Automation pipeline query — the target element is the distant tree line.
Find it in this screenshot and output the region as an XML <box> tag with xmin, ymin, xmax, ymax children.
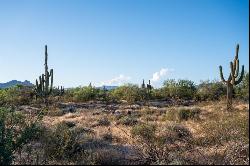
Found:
<box><xmin>0</xmin><ymin>72</ymin><xmax>248</xmax><ymax>106</ymax></box>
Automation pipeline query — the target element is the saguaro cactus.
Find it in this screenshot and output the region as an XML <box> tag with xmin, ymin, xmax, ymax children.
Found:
<box><xmin>35</xmin><ymin>45</ymin><xmax>54</xmax><ymax>106</ymax></box>
<box><xmin>146</xmin><ymin>80</ymin><xmax>153</xmax><ymax>96</ymax></box>
<box><xmin>141</xmin><ymin>79</ymin><xmax>146</xmax><ymax>89</ymax></box>
<box><xmin>219</xmin><ymin>44</ymin><xmax>244</xmax><ymax>111</ymax></box>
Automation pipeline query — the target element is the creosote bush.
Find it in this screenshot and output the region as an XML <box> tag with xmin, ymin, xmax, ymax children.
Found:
<box><xmin>40</xmin><ymin>122</ymin><xmax>78</xmax><ymax>160</ymax></box>
<box><xmin>164</xmin><ymin>107</ymin><xmax>201</xmax><ymax>122</ymax></box>
<box><xmin>162</xmin><ymin>79</ymin><xmax>197</xmax><ymax>100</ymax></box>
<box><xmin>0</xmin><ymin>85</ymin><xmax>34</xmax><ymax>106</ymax></box>
<box><xmin>117</xmin><ymin>116</ymin><xmax>138</xmax><ymax>126</ymax></box>
<box><xmin>0</xmin><ymin>107</ymin><xmax>41</xmax><ymax>165</ymax></box>
<box><xmin>110</xmin><ymin>84</ymin><xmax>143</xmax><ymax>104</ymax></box>
<box><xmin>131</xmin><ymin>123</ymin><xmax>156</xmax><ymax>142</ymax></box>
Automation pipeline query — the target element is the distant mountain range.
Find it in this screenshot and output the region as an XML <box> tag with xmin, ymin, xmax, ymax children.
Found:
<box><xmin>96</xmin><ymin>85</ymin><xmax>118</xmax><ymax>90</ymax></box>
<box><xmin>0</xmin><ymin>80</ymin><xmax>118</xmax><ymax>90</ymax></box>
<box><xmin>0</xmin><ymin>80</ymin><xmax>34</xmax><ymax>89</ymax></box>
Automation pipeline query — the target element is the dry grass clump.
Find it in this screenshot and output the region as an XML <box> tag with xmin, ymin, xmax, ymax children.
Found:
<box><xmin>129</xmin><ymin>122</ymin><xmax>193</xmax><ymax>165</ymax></box>
<box><xmin>96</xmin><ymin>116</ymin><xmax>111</xmax><ymax>126</ymax></box>
<box><xmin>46</xmin><ymin>108</ymin><xmax>65</xmax><ymax>117</ymax></box>
<box><xmin>194</xmin><ymin>109</ymin><xmax>249</xmax><ymax>147</ymax></box>
<box><xmin>13</xmin><ymin>101</ymin><xmax>248</xmax><ymax>165</ymax></box>
<box><xmin>223</xmin><ymin>141</ymin><xmax>249</xmax><ymax>165</ymax></box>
<box><xmin>163</xmin><ymin>106</ymin><xmax>202</xmax><ymax>122</ymax></box>
<box><xmin>116</xmin><ymin>115</ymin><xmax>138</xmax><ymax>126</ymax></box>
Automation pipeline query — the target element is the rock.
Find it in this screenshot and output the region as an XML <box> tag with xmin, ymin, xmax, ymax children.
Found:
<box><xmin>17</xmin><ymin>105</ymin><xmax>41</xmax><ymax>114</ymax></box>
<box><xmin>65</xmin><ymin>121</ymin><xmax>76</xmax><ymax>128</ymax></box>
<box><xmin>113</xmin><ymin>110</ymin><xmax>122</xmax><ymax>115</ymax></box>
<box><xmin>61</xmin><ymin>105</ymin><xmax>76</xmax><ymax>114</ymax></box>
<box><xmin>149</xmin><ymin>106</ymin><xmax>158</xmax><ymax>110</ymax></box>
<box><xmin>92</xmin><ymin>111</ymin><xmax>100</xmax><ymax>115</ymax></box>
<box><xmin>126</xmin><ymin>109</ymin><xmax>133</xmax><ymax>115</ymax></box>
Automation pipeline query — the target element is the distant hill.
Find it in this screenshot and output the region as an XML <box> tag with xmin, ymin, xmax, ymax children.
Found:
<box><xmin>0</xmin><ymin>80</ymin><xmax>34</xmax><ymax>89</ymax></box>
<box><xmin>96</xmin><ymin>85</ymin><xmax>118</xmax><ymax>91</ymax></box>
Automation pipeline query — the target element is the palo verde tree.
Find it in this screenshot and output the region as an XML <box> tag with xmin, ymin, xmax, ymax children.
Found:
<box><xmin>219</xmin><ymin>44</ymin><xmax>244</xmax><ymax>111</ymax></box>
<box><xmin>34</xmin><ymin>45</ymin><xmax>54</xmax><ymax>107</ymax></box>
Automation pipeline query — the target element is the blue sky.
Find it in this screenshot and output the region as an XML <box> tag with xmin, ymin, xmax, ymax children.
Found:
<box><xmin>0</xmin><ymin>0</ymin><xmax>249</xmax><ymax>88</ymax></box>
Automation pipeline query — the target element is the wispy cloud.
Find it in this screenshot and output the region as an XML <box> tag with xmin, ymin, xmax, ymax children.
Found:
<box><xmin>100</xmin><ymin>74</ymin><xmax>131</xmax><ymax>86</ymax></box>
<box><xmin>151</xmin><ymin>68</ymin><xmax>174</xmax><ymax>82</ymax></box>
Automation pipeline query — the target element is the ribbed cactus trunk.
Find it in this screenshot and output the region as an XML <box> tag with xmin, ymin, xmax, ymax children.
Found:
<box><xmin>219</xmin><ymin>44</ymin><xmax>244</xmax><ymax>111</ymax></box>
<box><xmin>226</xmin><ymin>83</ymin><xmax>233</xmax><ymax>111</ymax></box>
<box><xmin>44</xmin><ymin>46</ymin><xmax>49</xmax><ymax>106</ymax></box>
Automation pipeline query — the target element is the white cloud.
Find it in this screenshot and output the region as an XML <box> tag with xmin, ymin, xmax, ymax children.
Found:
<box><xmin>100</xmin><ymin>74</ymin><xmax>131</xmax><ymax>86</ymax></box>
<box><xmin>151</xmin><ymin>68</ymin><xmax>174</xmax><ymax>82</ymax></box>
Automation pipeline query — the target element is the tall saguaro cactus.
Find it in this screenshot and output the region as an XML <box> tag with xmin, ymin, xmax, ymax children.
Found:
<box><xmin>146</xmin><ymin>80</ymin><xmax>153</xmax><ymax>96</ymax></box>
<box><xmin>35</xmin><ymin>45</ymin><xmax>54</xmax><ymax>106</ymax></box>
<box><xmin>219</xmin><ymin>44</ymin><xmax>244</xmax><ymax>111</ymax></box>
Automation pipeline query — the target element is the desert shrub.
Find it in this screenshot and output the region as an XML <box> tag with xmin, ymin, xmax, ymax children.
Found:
<box><xmin>40</xmin><ymin>122</ymin><xmax>79</xmax><ymax>160</ymax></box>
<box><xmin>164</xmin><ymin>107</ymin><xmax>201</xmax><ymax>121</ymax></box>
<box><xmin>0</xmin><ymin>85</ymin><xmax>34</xmax><ymax>106</ymax></box>
<box><xmin>131</xmin><ymin>123</ymin><xmax>189</xmax><ymax>165</ymax></box>
<box><xmin>195</xmin><ymin>80</ymin><xmax>226</xmax><ymax>101</ymax></box>
<box><xmin>195</xmin><ymin>111</ymin><xmax>249</xmax><ymax>146</ymax></box>
<box><xmin>97</xmin><ymin>117</ymin><xmax>111</xmax><ymax>126</ymax></box>
<box><xmin>46</xmin><ymin>108</ymin><xmax>65</xmax><ymax>116</ymax></box>
<box><xmin>178</xmin><ymin>107</ymin><xmax>201</xmax><ymax>121</ymax></box>
<box><xmin>110</xmin><ymin>84</ymin><xmax>142</xmax><ymax>104</ymax></box>
<box><xmin>162</xmin><ymin>79</ymin><xmax>197</xmax><ymax>100</ymax></box>
<box><xmin>0</xmin><ymin>107</ymin><xmax>41</xmax><ymax>165</ymax></box>
<box><xmin>117</xmin><ymin>116</ymin><xmax>138</xmax><ymax>126</ymax></box>
<box><xmin>142</xmin><ymin>107</ymin><xmax>155</xmax><ymax>115</ymax></box>
<box><xmin>131</xmin><ymin>123</ymin><xmax>156</xmax><ymax>142</ymax></box>
<box><xmin>100</xmin><ymin>129</ymin><xmax>113</xmax><ymax>143</ymax></box>
<box><xmin>90</xmin><ymin>148</ymin><xmax>126</xmax><ymax>165</ymax></box>
<box><xmin>235</xmin><ymin>72</ymin><xmax>249</xmax><ymax>101</ymax></box>
<box><xmin>71</xmin><ymin>86</ymin><xmax>99</xmax><ymax>102</ymax></box>
<box><xmin>64</xmin><ymin>121</ymin><xmax>76</xmax><ymax>128</ymax></box>
<box><xmin>61</xmin><ymin>88</ymin><xmax>75</xmax><ymax>102</ymax></box>
<box><xmin>151</xmin><ymin>88</ymin><xmax>165</xmax><ymax>100</ymax></box>
<box><xmin>166</xmin><ymin>124</ymin><xmax>192</xmax><ymax>140</ymax></box>
<box><xmin>96</xmin><ymin>89</ymin><xmax>113</xmax><ymax>103</ymax></box>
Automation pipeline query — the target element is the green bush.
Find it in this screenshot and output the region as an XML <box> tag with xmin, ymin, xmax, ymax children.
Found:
<box><xmin>0</xmin><ymin>85</ymin><xmax>34</xmax><ymax>106</ymax></box>
<box><xmin>72</xmin><ymin>86</ymin><xmax>99</xmax><ymax>102</ymax></box>
<box><xmin>0</xmin><ymin>107</ymin><xmax>41</xmax><ymax>165</ymax></box>
<box><xmin>235</xmin><ymin>72</ymin><xmax>249</xmax><ymax>101</ymax></box>
<box><xmin>162</xmin><ymin>79</ymin><xmax>196</xmax><ymax>100</ymax></box>
<box><xmin>110</xmin><ymin>84</ymin><xmax>142</xmax><ymax>104</ymax></box>
<box><xmin>195</xmin><ymin>80</ymin><xmax>226</xmax><ymax>101</ymax></box>
<box><xmin>151</xmin><ymin>88</ymin><xmax>165</xmax><ymax>100</ymax></box>
<box><xmin>63</xmin><ymin>86</ymin><xmax>113</xmax><ymax>103</ymax></box>
<box><xmin>40</xmin><ymin>123</ymin><xmax>110</xmax><ymax>163</ymax></box>
<box><xmin>41</xmin><ymin>122</ymin><xmax>78</xmax><ymax>160</ymax></box>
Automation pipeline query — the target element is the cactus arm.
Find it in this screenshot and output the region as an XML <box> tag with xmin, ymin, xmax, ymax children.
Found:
<box><xmin>235</xmin><ymin>65</ymin><xmax>244</xmax><ymax>85</ymax></box>
<box><xmin>39</xmin><ymin>76</ymin><xmax>42</xmax><ymax>92</ymax></box>
<box><xmin>235</xmin><ymin>44</ymin><xmax>239</xmax><ymax>59</ymax></box>
<box><xmin>219</xmin><ymin>66</ymin><xmax>227</xmax><ymax>83</ymax></box>
<box><xmin>50</xmin><ymin>69</ymin><xmax>53</xmax><ymax>93</ymax></box>
<box><xmin>36</xmin><ymin>79</ymin><xmax>39</xmax><ymax>89</ymax></box>
<box><xmin>234</xmin><ymin>59</ymin><xmax>239</xmax><ymax>78</ymax></box>
<box><xmin>230</xmin><ymin>62</ymin><xmax>236</xmax><ymax>84</ymax></box>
